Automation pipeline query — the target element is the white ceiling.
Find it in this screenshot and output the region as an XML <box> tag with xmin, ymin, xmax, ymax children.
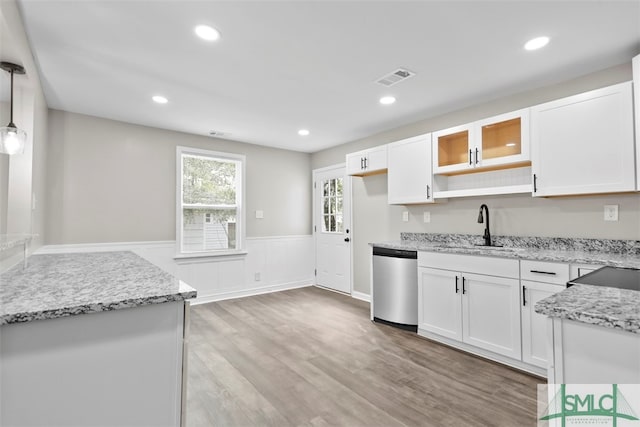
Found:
<box><xmin>14</xmin><ymin>0</ymin><xmax>640</xmax><ymax>153</ymax></box>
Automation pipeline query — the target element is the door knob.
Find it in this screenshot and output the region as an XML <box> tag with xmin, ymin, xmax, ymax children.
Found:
<box><xmin>344</xmin><ymin>237</ymin><xmax>350</xmax><ymax>242</ymax></box>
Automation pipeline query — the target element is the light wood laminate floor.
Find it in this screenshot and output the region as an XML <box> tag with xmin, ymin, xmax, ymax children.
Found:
<box><xmin>187</xmin><ymin>286</ymin><xmax>543</xmax><ymax>426</ymax></box>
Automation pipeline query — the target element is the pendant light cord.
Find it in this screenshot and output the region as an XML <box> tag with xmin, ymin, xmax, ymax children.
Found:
<box><xmin>9</xmin><ymin>68</ymin><xmax>14</xmax><ymax>125</ymax></box>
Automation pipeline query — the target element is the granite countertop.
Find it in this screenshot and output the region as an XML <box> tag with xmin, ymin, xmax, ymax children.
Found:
<box><xmin>372</xmin><ymin>234</ymin><xmax>640</xmax><ymax>269</ymax></box>
<box><xmin>535</xmin><ymin>284</ymin><xmax>639</xmax><ymax>334</ymax></box>
<box><xmin>0</xmin><ymin>234</ymin><xmax>36</xmax><ymax>252</ymax></box>
<box><xmin>0</xmin><ymin>251</ymin><xmax>197</xmax><ymax>325</ymax></box>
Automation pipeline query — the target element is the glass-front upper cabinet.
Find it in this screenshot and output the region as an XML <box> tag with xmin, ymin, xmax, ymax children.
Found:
<box><xmin>433</xmin><ymin>109</ymin><xmax>530</xmax><ymax>174</ymax></box>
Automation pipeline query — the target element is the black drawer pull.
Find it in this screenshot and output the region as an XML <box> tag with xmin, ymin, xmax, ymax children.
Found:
<box><xmin>530</xmin><ymin>270</ymin><xmax>556</xmax><ymax>275</ymax></box>
<box><xmin>455</xmin><ymin>276</ymin><xmax>459</xmax><ymax>293</ymax></box>
<box><xmin>469</xmin><ymin>150</ymin><xmax>472</xmax><ymax>165</ymax></box>
<box><xmin>462</xmin><ymin>277</ymin><xmax>467</xmax><ymax>294</ymax></box>
<box><xmin>522</xmin><ymin>285</ymin><xmax>527</xmax><ymax>306</ymax></box>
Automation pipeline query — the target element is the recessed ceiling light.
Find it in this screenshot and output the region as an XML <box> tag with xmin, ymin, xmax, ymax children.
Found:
<box><xmin>524</xmin><ymin>36</ymin><xmax>550</xmax><ymax>51</ymax></box>
<box><xmin>195</xmin><ymin>25</ymin><xmax>220</xmax><ymax>41</ymax></box>
<box><xmin>298</xmin><ymin>129</ymin><xmax>310</xmax><ymax>136</ymax></box>
<box><xmin>379</xmin><ymin>96</ymin><xmax>396</xmax><ymax>105</ymax></box>
<box><xmin>152</xmin><ymin>95</ymin><xmax>168</xmax><ymax>104</ymax></box>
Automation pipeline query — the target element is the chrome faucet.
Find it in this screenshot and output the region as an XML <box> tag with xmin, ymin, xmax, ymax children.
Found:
<box><xmin>477</xmin><ymin>204</ymin><xmax>492</xmax><ymax>246</ymax></box>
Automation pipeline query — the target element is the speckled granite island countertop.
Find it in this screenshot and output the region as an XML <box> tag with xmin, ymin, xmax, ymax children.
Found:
<box><xmin>0</xmin><ymin>251</ymin><xmax>197</xmax><ymax>325</ymax></box>
<box><xmin>534</xmin><ymin>284</ymin><xmax>639</xmax><ymax>334</ymax></box>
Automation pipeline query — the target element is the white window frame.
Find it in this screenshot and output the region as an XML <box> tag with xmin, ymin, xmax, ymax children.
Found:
<box><xmin>175</xmin><ymin>146</ymin><xmax>246</xmax><ymax>259</ymax></box>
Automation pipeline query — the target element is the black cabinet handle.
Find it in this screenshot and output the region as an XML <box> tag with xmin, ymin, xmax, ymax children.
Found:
<box><xmin>426</xmin><ymin>185</ymin><xmax>430</xmax><ymax>199</ymax></box>
<box><xmin>533</xmin><ymin>174</ymin><xmax>537</xmax><ymax>193</ymax></box>
<box><xmin>360</xmin><ymin>157</ymin><xmax>364</xmax><ymax>170</ymax></box>
<box><xmin>469</xmin><ymin>150</ymin><xmax>472</xmax><ymax>165</ymax></box>
<box><xmin>364</xmin><ymin>157</ymin><xmax>368</xmax><ymax>169</ymax></box>
<box><xmin>522</xmin><ymin>285</ymin><xmax>527</xmax><ymax>306</ymax></box>
<box><xmin>530</xmin><ymin>270</ymin><xmax>556</xmax><ymax>275</ymax></box>
<box><xmin>455</xmin><ymin>276</ymin><xmax>459</xmax><ymax>293</ymax></box>
<box><xmin>344</xmin><ymin>237</ymin><xmax>350</xmax><ymax>242</ymax></box>
<box><xmin>475</xmin><ymin>148</ymin><xmax>479</xmax><ymax>164</ymax></box>
<box><xmin>462</xmin><ymin>277</ymin><xmax>467</xmax><ymax>294</ymax></box>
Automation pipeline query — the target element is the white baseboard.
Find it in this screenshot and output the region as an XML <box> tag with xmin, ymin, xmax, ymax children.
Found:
<box><xmin>351</xmin><ymin>291</ymin><xmax>371</xmax><ymax>302</ymax></box>
<box><xmin>192</xmin><ymin>279</ymin><xmax>313</xmax><ymax>305</ymax></box>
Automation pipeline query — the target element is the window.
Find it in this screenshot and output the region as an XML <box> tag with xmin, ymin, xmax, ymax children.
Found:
<box><xmin>321</xmin><ymin>177</ymin><xmax>343</xmax><ymax>233</ymax></box>
<box><xmin>176</xmin><ymin>147</ymin><xmax>245</xmax><ymax>256</ymax></box>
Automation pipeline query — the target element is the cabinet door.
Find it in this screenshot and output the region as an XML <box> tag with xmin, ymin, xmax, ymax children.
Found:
<box><xmin>432</xmin><ymin>124</ymin><xmax>474</xmax><ymax>174</ymax></box>
<box><xmin>418</xmin><ymin>267</ymin><xmax>462</xmax><ymax>341</ymax></box>
<box><xmin>475</xmin><ymin>109</ymin><xmax>530</xmax><ymax>169</ymax></box>
<box><xmin>388</xmin><ymin>134</ymin><xmax>433</xmax><ymax>204</ymax></box>
<box><xmin>461</xmin><ymin>273</ymin><xmax>521</xmax><ymax>359</ymax></box>
<box><xmin>531</xmin><ymin>82</ymin><xmax>635</xmax><ymax>197</ymax></box>
<box><xmin>365</xmin><ymin>145</ymin><xmax>387</xmax><ymax>173</ymax></box>
<box><xmin>346</xmin><ymin>151</ymin><xmax>366</xmax><ymax>176</ymax></box>
<box><xmin>521</xmin><ymin>280</ymin><xmax>563</xmax><ymax>368</ymax></box>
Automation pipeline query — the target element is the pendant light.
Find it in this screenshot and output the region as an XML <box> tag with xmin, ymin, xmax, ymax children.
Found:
<box><xmin>0</xmin><ymin>61</ymin><xmax>27</xmax><ymax>155</ymax></box>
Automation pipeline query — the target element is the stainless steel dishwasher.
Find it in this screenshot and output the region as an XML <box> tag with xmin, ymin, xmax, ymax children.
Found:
<box><xmin>372</xmin><ymin>246</ymin><xmax>418</xmax><ymax>331</ymax></box>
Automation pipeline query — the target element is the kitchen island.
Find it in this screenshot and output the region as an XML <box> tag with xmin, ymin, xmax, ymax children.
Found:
<box><xmin>535</xmin><ymin>284</ymin><xmax>640</xmax><ymax>384</ymax></box>
<box><xmin>0</xmin><ymin>251</ymin><xmax>197</xmax><ymax>427</ymax></box>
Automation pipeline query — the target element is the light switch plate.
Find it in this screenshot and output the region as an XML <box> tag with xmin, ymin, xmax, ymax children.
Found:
<box><xmin>402</xmin><ymin>211</ymin><xmax>409</xmax><ymax>222</ymax></box>
<box><xmin>423</xmin><ymin>211</ymin><xmax>431</xmax><ymax>223</ymax></box>
<box><xmin>604</xmin><ymin>205</ymin><xmax>618</xmax><ymax>221</ymax></box>
<box><xmin>256</xmin><ymin>210</ymin><xmax>264</xmax><ymax>219</ymax></box>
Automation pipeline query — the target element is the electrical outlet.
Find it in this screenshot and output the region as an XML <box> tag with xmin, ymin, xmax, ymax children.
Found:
<box><xmin>402</xmin><ymin>211</ymin><xmax>409</xmax><ymax>222</ymax></box>
<box><xmin>254</xmin><ymin>272</ymin><xmax>261</xmax><ymax>281</ymax></box>
<box><xmin>255</xmin><ymin>210</ymin><xmax>264</xmax><ymax>219</ymax></box>
<box><xmin>604</xmin><ymin>205</ymin><xmax>619</xmax><ymax>221</ymax></box>
<box><xmin>423</xmin><ymin>211</ymin><xmax>431</xmax><ymax>223</ymax></box>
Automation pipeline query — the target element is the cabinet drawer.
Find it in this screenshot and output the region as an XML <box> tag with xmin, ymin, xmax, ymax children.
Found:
<box><xmin>418</xmin><ymin>251</ymin><xmax>519</xmax><ymax>278</ymax></box>
<box><xmin>521</xmin><ymin>260</ymin><xmax>569</xmax><ymax>285</ymax></box>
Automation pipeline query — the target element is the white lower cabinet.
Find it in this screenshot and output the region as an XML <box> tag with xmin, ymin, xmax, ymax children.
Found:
<box><xmin>418</xmin><ymin>253</ymin><xmax>522</xmax><ymax>360</ymax></box>
<box><xmin>418</xmin><ymin>267</ymin><xmax>462</xmax><ymax>341</ymax></box>
<box><xmin>462</xmin><ymin>272</ymin><xmax>521</xmax><ymax>359</ymax></box>
<box><xmin>521</xmin><ymin>280</ymin><xmax>564</xmax><ymax>368</ymax></box>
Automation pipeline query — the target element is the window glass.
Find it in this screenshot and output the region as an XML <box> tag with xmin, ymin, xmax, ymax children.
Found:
<box><xmin>321</xmin><ymin>177</ymin><xmax>343</xmax><ymax>233</ymax></box>
<box><xmin>177</xmin><ymin>148</ymin><xmax>244</xmax><ymax>254</ymax></box>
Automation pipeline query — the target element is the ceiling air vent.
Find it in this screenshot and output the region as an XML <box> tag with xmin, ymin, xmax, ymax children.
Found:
<box><xmin>208</xmin><ymin>131</ymin><xmax>228</xmax><ymax>137</ymax></box>
<box><xmin>376</xmin><ymin>68</ymin><xmax>416</xmax><ymax>87</ymax></box>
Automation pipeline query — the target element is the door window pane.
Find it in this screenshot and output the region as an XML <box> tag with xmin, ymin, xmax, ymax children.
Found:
<box><xmin>321</xmin><ymin>177</ymin><xmax>344</xmax><ymax>233</ymax></box>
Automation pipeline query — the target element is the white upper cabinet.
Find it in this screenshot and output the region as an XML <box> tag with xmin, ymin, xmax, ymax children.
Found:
<box><xmin>387</xmin><ymin>134</ymin><xmax>435</xmax><ymax>204</ymax></box>
<box><xmin>346</xmin><ymin>145</ymin><xmax>387</xmax><ymax>176</ymax></box>
<box><xmin>433</xmin><ymin>109</ymin><xmax>530</xmax><ymax>175</ymax></box>
<box><xmin>531</xmin><ymin>82</ymin><xmax>635</xmax><ymax>197</ymax></box>
<box><xmin>633</xmin><ymin>54</ymin><xmax>640</xmax><ymax>190</ymax></box>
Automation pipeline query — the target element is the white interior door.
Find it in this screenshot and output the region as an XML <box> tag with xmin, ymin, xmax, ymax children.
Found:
<box><xmin>313</xmin><ymin>165</ymin><xmax>351</xmax><ymax>294</ymax></box>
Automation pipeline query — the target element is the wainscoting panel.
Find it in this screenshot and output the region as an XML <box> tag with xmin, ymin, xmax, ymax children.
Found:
<box><xmin>36</xmin><ymin>236</ymin><xmax>315</xmax><ymax>304</ymax></box>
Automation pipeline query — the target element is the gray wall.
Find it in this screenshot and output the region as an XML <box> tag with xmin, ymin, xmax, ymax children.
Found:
<box><xmin>311</xmin><ymin>62</ymin><xmax>640</xmax><ymax>295</ymax></box>
<box><xmin>46</xmin><ymin>110</ymin><xmax>311</xmax><ymax>244</ymax></box>
<box><xmin>0</xmin><ymin>0</ymin><xmax>49</xmax><ymax>270</ymax></box>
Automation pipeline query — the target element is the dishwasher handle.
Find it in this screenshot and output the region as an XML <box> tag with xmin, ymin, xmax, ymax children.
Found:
<box><xmin>372</xmin><ymin>247</ymin><xmax>417</xmax><ymax>259</ymax></box>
